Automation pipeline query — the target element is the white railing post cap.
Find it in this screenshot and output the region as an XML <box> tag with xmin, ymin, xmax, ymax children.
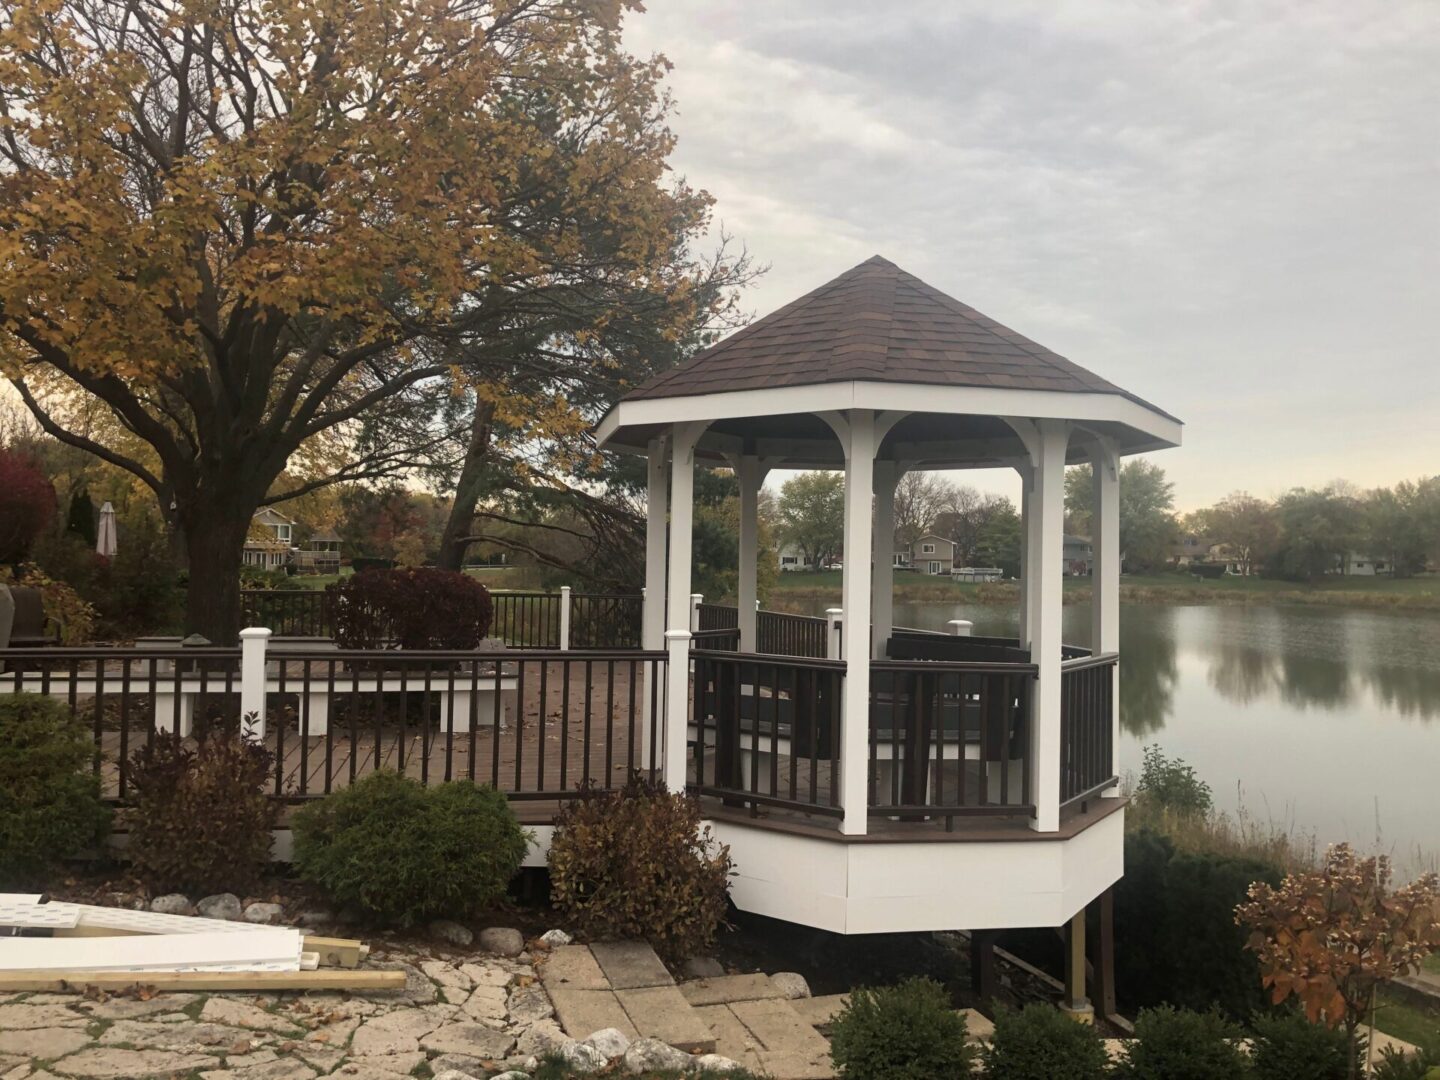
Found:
<box><xmin>240</xmin><ymin>627</ymin><xmax>273</xmax><ymax>641</ymax></box>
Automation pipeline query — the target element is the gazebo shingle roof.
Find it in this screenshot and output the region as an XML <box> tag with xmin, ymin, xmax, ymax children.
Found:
<box><xmin>624</xmin><ymin>256</ymin><xmax>1174</xmax><ymax>421</ymax></box>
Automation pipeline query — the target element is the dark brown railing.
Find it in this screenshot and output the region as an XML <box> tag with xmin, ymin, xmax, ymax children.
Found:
<box><xmin>2</xmin><ymin>645</ymin><xmax>664</xmax><ymax>805</ymax></box>
<box><xmin>0</xmin><ymin>646</ymin><xmax>243</xmax><ymax>802</ymax></box>
<box><xmin>757</xmin><ymin>609</ymin><xmax>829</xmax><ymax>658</ymax></box>
<box><xmin>241</xmin><ymin>589</ymin><xmax>332</xmax><ymax>637</ymax></box>
<box><xmin>696</xmin><ymin>603</ymin><xmax>739</xmax><ymax>632</ymax></box>
<box><xmin>264</xmin><ymin>648</ymin><xmax>663</xmax><ymax>802</ymax></box>
<box><xmin>868</xmin><ymin>659</ymin><xmax>1035</xmax><ymax>826</ymax></box>
<box><xmin>489</xmin><ymin>593</ymin><xmax>564</xmax><ymax>648</ymax></box>
<box><xmin>692</xmin><ymin>627</ymin><xmax>740</xmax><ymax>651</ymax></box>
<box><xmin>1059</xmin><ymin>653</ymin><xmax>1118</xmax><ymax>807</ymax></box>
<box><xmin>569</xmin><ymin>593</ymin><xmax>642</xmax><ymax>649</ymax></box>
<box><xmin>689</xmin><ymin>649</ymin><xmax>845</xmax><ymax>819</ymax></box>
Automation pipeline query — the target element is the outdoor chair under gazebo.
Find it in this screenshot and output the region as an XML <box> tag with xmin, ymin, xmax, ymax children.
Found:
<box><xmin>597</xmin><ymin>255</ymin><xmax>1181</xmax><ymax>1017</ymax></box>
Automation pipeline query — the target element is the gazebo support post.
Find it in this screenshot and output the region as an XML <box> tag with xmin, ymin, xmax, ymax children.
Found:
<box><xmin>825</xmin><ymin>409</ymin><xmax>876</xmax><ymax>836</ymax></box>
<box><xmin>641</xmin><ymin>436</ymin><xmax>669</xmax><ymax>651</ymax></box>
<box><xmin>1019</xmin><ymin>420</ymin><xmax>1069</xmax><ymax>833</ymax></box>
<box><xmin>1090</xmin><ymin>436</ymin><xmax>1122</xmax><ymax>793</ymax></box>
<box><xmin>871</xmin><ymin>461</ymin><xmax>898</xmax><ymax>660</ymax></box>
<box><xmin>736</xmin><ymin>455</ymin><xmax>767</xmax><ymax>653</ymax></box>
<box><xmin>1016</xmin><ymin>463</ymin><xmax>1034</xmax><ymax>646</ymax></box>
<box><xmin>663</xmin><ymin>423</ymin><xmax>705</xmax><ymax>792</ymax></box>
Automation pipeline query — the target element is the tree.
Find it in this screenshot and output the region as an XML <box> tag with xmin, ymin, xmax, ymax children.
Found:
<box><xmin>1237</xmin><ymin>845</ymin><xmax>1440</xmax><ymax>1078</ymax></box>
<box><xmin>0</xmin><ymin>448</ymin><xmax>56</xmax><ymax>564</ymax></box>
<box><xmin>776</xmin><ymin>472</ymin><xmax>844</xmax><ymax>571</ymax></box>
<box><xmin>1066</xmin><ymin>459</ymin><xmax>1178</xmax><ymax>573</ymax></box>
<box><xmin>1202</xmin><ymin>492</ymin><xmax>1279</xmax><ymax>576</ymax></box>
<box><xmin>973</xmin><ymin>502</ymin><xmax>1022</xmax><ymax>579</ymax></box>
<box><xmin>937</xmin><ymin>488</ymin><xmax>1015</xmax><ymax>565</ymax></box>
<box><xmin>1363</xmin><ymin>481</ymin><xmax>1437</xmax><ymax>578</ymax></box>
<box><xmin>1271</xmin><ymin>486</ymin><xmax>1363</xmax><ymax>581</ymax></box>
<box><xmin>892</xmin><ymin>471</ymin><xmax>952</xmax><ymax>546</ymax></box>
<box><xmin>0</xmin><ymin>0</ymin><xmax>719</xmax><ymax>641</ymax></box>
<box><xmin>65</xmin><ymin>490</ymin><xmax>96</xmax><ymax>547</ymax></box>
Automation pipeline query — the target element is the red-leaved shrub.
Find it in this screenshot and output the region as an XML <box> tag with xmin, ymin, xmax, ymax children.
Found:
<box><xmin>0</xmin><ymin>450</ymin><xmax>56</xmax><ymax>563</ymax></box>
<box><xmin>327</xmin><ymin>568</ymin><xmax>493</xmax><ymax>649</ymax></box>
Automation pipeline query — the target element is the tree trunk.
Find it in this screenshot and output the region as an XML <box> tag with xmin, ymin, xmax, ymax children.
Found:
<box><xmin>436</xmin><ymin>402</ymin><xmax>496</xmax><ymax>572</ymax></box>
<box><xmin>180</xmin><ymin>499</ymin><xmax>255</xmax><ymax>644</ymax></box>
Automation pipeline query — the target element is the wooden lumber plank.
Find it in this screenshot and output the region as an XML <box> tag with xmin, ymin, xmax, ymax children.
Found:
<box><xmin>0</xmin><ymin>929</ymin><xmax>303</xmax><ymax>972</ymax></box>
<box><xmin>0</xmin><ymin>968</ymin><xmax>406</xmax><ymax>992</ymax></box>
<box><xmin>301</xmin><ymin>936</ymin><xmax>364</xmax><ymax>969</ymax></box>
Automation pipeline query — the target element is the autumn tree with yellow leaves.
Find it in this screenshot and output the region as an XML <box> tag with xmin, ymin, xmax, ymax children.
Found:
<box><xmin>0</xmin><ymin>0</ymin><xmax>741</xmax><ymax>640</ymax></box>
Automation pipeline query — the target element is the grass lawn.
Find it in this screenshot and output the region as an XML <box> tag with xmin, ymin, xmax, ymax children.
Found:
<box><xmin>1374</xmin><ymin>987</ymin><xmax>1440</xmax><ymax>1049</ymax></box>
<box><xmin>1426</xmin><ymin>953</ymin><xmax>1440</xmax><ymax>976</ymax></box>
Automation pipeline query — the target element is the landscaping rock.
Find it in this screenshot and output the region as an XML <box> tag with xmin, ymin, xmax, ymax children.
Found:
<box><xmin>770</xmin><ymin>971</ymin><xmax>811</xmax><ymax>999</ymax></box>
<box><xmin>0</xmin><ymin>1027</ymin><xmax>91</xmax><ymax>1060</ymax></box>
<box><xmin>558</xmin><ymin>1039</ymin><xmax>609</xmax><ymax>1074</ymax></box>
<box><xmin>244</xmin><ymin>902</ymin><xmax>285</xmax><ymax>924</ymax></box>
<box><xmin>49</xmin><ymin>1048</ymin><xmax>215</xmax><ymax>1079</ymax></box>
<box><xmin>477</xmin><ymin>926</ymin><xmax>525</xmax><ymax>957</ymax></box>
<box><xmin>623</xmin><ymin>1037</ymin><xmax>694</xmax><ymax>1074</ymax></box>
<box><xmin>583</xmin><ymin>1027</ymin><xmax>631</xmax><ymax>1060</ymax></box>
<box><xmin>419</xmin><ymin>1023</ymin><xmax>517</xmax><ymax>1059</ymax></box>
<box><xmin>200</xmin><ymin>998</ymin><xmax>304</xmax><ymax>1035</ymax></box>
<box><xmin>148</xmin><ymin>893</ymin><xmax>193</xmax><ymax>916</ymax></box>
<box><xmin>349</xmin><ymin>1010</ymin><xmax>444</xmax><ymax>1056</ymax></box>
<box><xmin>695</xmin><ymin>1054</ymin><xmax>745</xmax><ymax>1073</ymax></box>
<box><xmin>198</xmin><ymin>1060</ymin><xmax>317</xmax><ymax>1080</ymax></box>
<box><xmin>432</xmin><ymin>1072</ymin><xmax>484</xmax><ymax>1080</ymax></box>
<box><xmin>540</xmin><ymin>929</ymin><xmax>573</xmax><ymax>946</ymax></box>
<box><xmin>491</xmin><ymin>1072</ymin><xmax>530</xmax><ymax>1080</ymax></box>
<box><xmin>514</xmin><ymin>1019</ymin><xmax>567</xmax><ymax>1057</ymax></box>
<box><xmin>195</xmin><ymin>892</ymin><xmax>243</xmax><ymax>921</ymax></box>
<box><xmin>428</xmin><ymin>1053</ymin><xmax>490</xmax><ymax>1077</ymax></box>
<box><xmin>682</xmin><ymin>957</ymin><xmax>725</xmax><ymax>979</ymax></box>
<box><xmin>430</xmin><ymin>919</ymin><xmax>474</xmax><ymax>947</ymax></box>
<box><xmin>506</xmin><ymin>984</ymin><xmax>554</xmax><ymax>1025</ymax></box>
<box><xmin>295</xmin><ymin>910</ymin><xmax>335</xmax><ymax>928</ymax></box>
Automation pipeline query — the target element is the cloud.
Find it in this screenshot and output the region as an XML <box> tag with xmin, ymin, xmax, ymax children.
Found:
<box><xmin>625</xmin><ymin>0</ymin><xmax>1440</xmax><ymax>508</ymax></box>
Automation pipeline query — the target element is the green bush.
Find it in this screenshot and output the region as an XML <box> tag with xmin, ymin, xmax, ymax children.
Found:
<box><xmin>982</xmin><ymin>1003</ymin><xmax>1109</xmax><ymax>1080</ymax></box>
<box><xmin>1249</xmin><ymin>1010</ymin><xmax>1361</xmax><ymax>1080</ymax></box>
<box><xmin>1114</xmin><ymin>1006</ymin><xmax>1248</xmax><ymax>1080</ymax></box>
<box><xmin>0</xmin><ymin>694</ymin><xmax>109</xmax><ymax>886</ymax></box>
<box><xmin>292</xmin><ymin>771</ymin><xmax>528</xmax><ymax>927</ymax></box>
<box><xmin>548</xmin><ymin>775</ymin><xmax>732</xmax><ymax>961</ymax></box>
<box><xmin>1372</xmin><ymin>1044</ymin><xmax>1440</xmax><ymax>1080</ymax></box>
<box><xmin>829</xmin><ymin>978</ymin><xmax>975</xmax><ymax>1080</ymax></box>
<box><xmin>126</xmin><ymin>719</ymin><xmax>276</xmax><ymax>894</ymax></box>
<box><xmin>1114</xmin><ymin>829</ymin><xmax>1281</xmax><ymax>1019</ymax></box>
<box><xmin>1135</xmin><ymin>745</ymin><xmax>1213</xmax><ymax>816</ymax></box>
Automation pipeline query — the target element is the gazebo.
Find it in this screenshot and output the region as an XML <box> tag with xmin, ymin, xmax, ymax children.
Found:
<box><xmin>596</xmin><ymin>256</ymin><xmax>1180</xmax><ymax>1013</ymax></box>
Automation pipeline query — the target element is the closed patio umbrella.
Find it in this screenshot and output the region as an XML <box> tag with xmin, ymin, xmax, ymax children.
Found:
<box><xmin>96</xmin><ymin>502</ymin><xmax>118</xmax><ymax>558</ymax></box>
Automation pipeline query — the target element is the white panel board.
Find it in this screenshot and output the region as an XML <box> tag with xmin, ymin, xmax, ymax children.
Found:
<box><xmin>0</xmin><ymin>929</ymin><xmax>303</xmax><ymax>972</ymax></box>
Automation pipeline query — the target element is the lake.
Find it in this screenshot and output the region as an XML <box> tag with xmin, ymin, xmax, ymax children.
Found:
<box><xmin>789</xmin><ymin>597</ymin><xmax>1440</xmax><ymax>871</ymax></box>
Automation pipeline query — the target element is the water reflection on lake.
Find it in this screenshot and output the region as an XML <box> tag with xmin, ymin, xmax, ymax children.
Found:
<box><xmin>794</xmin><ymin>597</ymin><xmax>1440</xmax><ymax>866</ymax></box>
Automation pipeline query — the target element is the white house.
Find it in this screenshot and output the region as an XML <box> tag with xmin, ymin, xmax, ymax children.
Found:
<box><xmin>1063</xmin><ymin>534</ymin><xmax>1093</xmax><ymax>575</ymax></box>
<box><xmin>777</xmin><ymin>544</ymin><xmax>823</xmax><ymax>571</ymax></box>
<box><xmin>597</xmin><ymin>255</ymin><xmax>1182</xmax><ymax>1018</ymax></box>
<box><xmin>242</xmin><ymin>508</ymin><xmax>295</xmax><ymax>570</ymax></box>
<box><xmin>1337</xmin><ymin>552</ymin><xmax>1390</xmax><ymax>576</ymax></box>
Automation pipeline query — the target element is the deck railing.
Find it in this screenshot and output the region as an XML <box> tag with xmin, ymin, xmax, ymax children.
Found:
<box><xmin>869</xmin><ymin>658</ymin><xmax>1035</xmax><ymax>825</ymax></box>
<box><xmin>689</xmin><ymin>648</ymin><xmax>845</xmax><ymax>818</ymax></box>
<box><xmin>756</xmin><ymin>609</ymin><xmax>829</xmax><ymax>658</ymax></box>
<box><xmin>241</xmin><ymin>589</ymin><xmax>332</xmax><ymax>637</ymax></box>
<box><xmin>1059</xmin><ymin>653</ymin><xmax>1119</xmax><ymax>807</ymax></box>
<box><xmin>2</xmin><ymin>644</ymin><xmax>664</xmax><ymax>805</ymax></box>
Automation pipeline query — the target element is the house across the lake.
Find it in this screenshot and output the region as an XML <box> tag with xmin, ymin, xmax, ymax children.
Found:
<box><xmin>907</xmin><ymin>533</ymin><xmax>955</xmax><ymax>575</ymax></box>
<box><xmin>242</xmin><ymin>508</ymin><xmax>295</xmax><ymax>570</ymax></box>
<box><xmin>1336</xmin><ymin>552</ymin><xmax>1390</xmax><ymax>576</ymax></box>
<box><xmin>1063</xmin><ymin>534</ymin><xmax>1093</xmax><ymax>576</ymax></box>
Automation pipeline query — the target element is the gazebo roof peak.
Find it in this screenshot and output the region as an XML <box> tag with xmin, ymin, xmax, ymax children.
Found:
<box><xmin>622</xmin><ymin>256</ymin><xmax>1175</xmax><ymax>422</ymax></box>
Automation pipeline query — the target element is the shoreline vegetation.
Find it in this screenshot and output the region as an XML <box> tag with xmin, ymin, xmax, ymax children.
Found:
<box><xmin>763</xmin><ymin>570</ymin><xmax>1440</xmax><ymax>613</ymax></box>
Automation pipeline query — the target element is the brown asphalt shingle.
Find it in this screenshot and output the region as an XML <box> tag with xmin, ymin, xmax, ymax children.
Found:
<box><xmin>624</xmin><ymin>256</ymin><xmax>1175</xmax><ymax>421</ymax></box>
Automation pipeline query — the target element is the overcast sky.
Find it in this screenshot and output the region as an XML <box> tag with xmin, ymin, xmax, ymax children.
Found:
<box><xmin>624</xmin><ymin>1</ymin><xmax>1439</xmax><ymax>511</ymax></box>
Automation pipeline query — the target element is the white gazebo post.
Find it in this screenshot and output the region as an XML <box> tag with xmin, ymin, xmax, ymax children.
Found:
<box><xmin>641</xmin><ymin>436</ymin><xmax>669</xmax><ymax>652</ymax></box>
<box><xmin>1016</xmin><ymin>461</ymin><xmax>1036</xmax><ymax>648</ymax></box>
<box><xmin>1023</xmin><ymin>420</ymin><xmax>1070</xmax><ymax>833</ymax></box>
<box><xmin>837</xmin><ymin>410</ymin><xmax>876</xmax><ymax>835</ymax></box>
<box><xmin>663</xmin><ymin>423</ymin><xmax>705</xmax><ymax>791</ymax></box>
<box><xmin>871</xmin><ymin>461</ymin><xmax>898</xmax><ymax>660</ymax></box>
<box><xmin>736</xmin><ymin>455</ymin><xmax>768</xmax><ymax>653</ymax></box>
<box><xmin>1090</xmin><ymin>436</ymin><xmax>1122</xmax><ymax>794</ymax></box>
